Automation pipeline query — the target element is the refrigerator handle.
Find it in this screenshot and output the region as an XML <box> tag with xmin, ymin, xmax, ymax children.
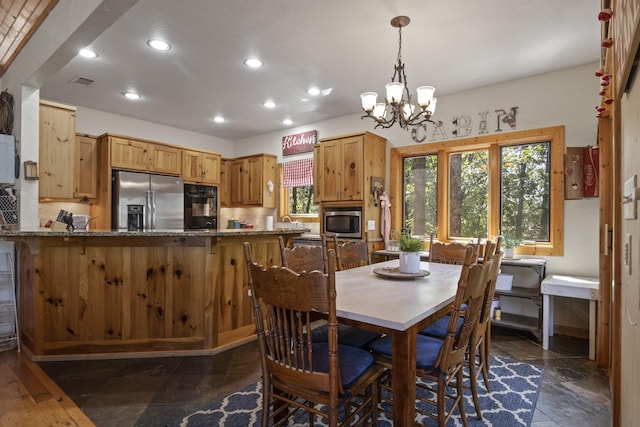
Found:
<box><xmin>151</xmin><ymin>190</ymin><xmax>157</xmax><ymax>229</ymax></box>
<box><xmin>146</xmin><ymin>190</ymin><xmax>153</xmax><ymax>229</ymax></box>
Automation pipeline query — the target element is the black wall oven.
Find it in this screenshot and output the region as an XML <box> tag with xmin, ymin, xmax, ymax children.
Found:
<box><xmin>323</xmin><ymin>207</ymin><xmax>362</xmax><ymax>239</ymax></box>
<box><xmin>184</xmin><ymin>184</ymin><xmax>218</xmax><ymax>230</ymax></box>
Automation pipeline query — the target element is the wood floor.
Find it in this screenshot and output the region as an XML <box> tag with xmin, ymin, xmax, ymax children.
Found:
<box><xmin>0</xmin><ymin>328</ymin><xmax>611</xmax><ymax>426</ymax></box>
<box><xmin>0</xmin><ymin>348</ymin><xmax>93</xmax><ymax>426</ymax></box>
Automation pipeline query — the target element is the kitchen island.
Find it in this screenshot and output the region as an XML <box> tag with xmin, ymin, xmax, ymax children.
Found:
<box><xmin>0</xmin><ymin>228</ymin><xmax>306</xmax><ymax>360</ymax></box>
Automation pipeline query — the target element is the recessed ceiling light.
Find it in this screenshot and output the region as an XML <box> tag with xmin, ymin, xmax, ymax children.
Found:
<box><xmin>263</xmin><ymin>100</ymin><xmax>276</xmax><ymax>108</ymax></box>
<box><xmin>213</xmin><ymin>116</ymin><xmax>225</xmax><ymax>123</ymax></box>
<box><xmin>306</xmin><ymin>87</ymin><xmax>321</xmax><ymax>96</ymax></box>
<box><xmin>283</xmin><ymin>119</ymin><xmax>293</xmax><ymax>126</ymax></box>
<box><xmin>79</xmin><ymin>48</ymin><xmax>98</xmax><ymax>58</ymax></box>
<box><xmin>147</xmin><ymin>39</ymin><xmax>171</xmax><ymax>51</ymax></box>
<box><xmin>124</xmin><ymin>92</ymin><xmax>141</xmax><ymax>100</ymax></box>
<box><xmin>244</xmin><ymin>58</ymin><xmax>263</xmax><ymax>68</ymax></box>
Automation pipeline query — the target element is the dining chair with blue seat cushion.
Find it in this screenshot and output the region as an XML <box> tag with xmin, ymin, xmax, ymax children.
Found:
<box><xmin>419</xmin><ymin>314</ymin><xmax>464</xmax><ymax>339</ymax></box>
<box><xmin>244</xmin><ymin>243</ymin><xmax>385</xmax><ymax>427</ymax></box>
<box><xmin>310</xmin><ymin>323</ymin><xmax>382</xmax><ymax>349</ymax></box>
<box><xmin>419</xmin><ymin>240</ymin><xmax>495</xmax><ymax>339</ymax></box>
<box><xmin>368</xmin><ymin>246</ymin><xmax>492</xmax><ymax>427</ymax></box>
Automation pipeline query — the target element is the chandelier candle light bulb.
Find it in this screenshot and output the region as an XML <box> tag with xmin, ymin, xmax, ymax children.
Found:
<box><xmin>360</xmin><ymin>16</ymin><xmax>437</xmax><ymax>131</ymax></box>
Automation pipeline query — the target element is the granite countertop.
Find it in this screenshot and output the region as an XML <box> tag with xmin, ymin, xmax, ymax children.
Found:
<box><xmin>0</xmin><ymin>228</ymin><xmax>310</xmax><ymax>237</ymax></box>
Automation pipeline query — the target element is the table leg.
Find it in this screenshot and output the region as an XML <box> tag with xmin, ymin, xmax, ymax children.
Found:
<box><xmin>542</xmin><ymin>294</ymin><xmax>550</xmax><ymax>350</ymax></box>
<box><xmin>392</xmin><ymin>327</ymin><xmax>417</xmax><ymax>425</ymax></box>
<box><xmin>589</xmin><ymin>300</ymin><xmax>596</xmax><ymax>360</ymax></box>
<box><xmin>548</xmin><ymin>295</ymin><xmax>555</xmax><ymax>337</ymax></box>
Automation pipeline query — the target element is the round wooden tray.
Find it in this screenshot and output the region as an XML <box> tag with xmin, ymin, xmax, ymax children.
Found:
<box><xmin>373</xmin><ymin>266</ymin><xmax>430</xmax><ymax>280</ymax></box>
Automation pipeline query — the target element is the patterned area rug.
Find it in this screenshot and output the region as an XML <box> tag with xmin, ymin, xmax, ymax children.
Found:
<box><xmin>173</xmin><ymin>355</ymin><xmax>543</xmax><ymax>426</ymax></box>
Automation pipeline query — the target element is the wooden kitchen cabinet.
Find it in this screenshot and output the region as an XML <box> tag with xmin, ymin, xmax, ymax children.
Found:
<box><xmin>148</xmin><ymin>144</ymin><xmax>181</xmax><ymax>175</ymax></box>
<box><xmin>74</xmin><ymin>134</ymin><xmax>98</xmax><ymax>200</ymax></box>
<box><xmin>230</xmin><ymin>154</ymin><xmax>276</xmax><ymax>207</ymax></box>
<box><xmin>109</xmin><ymin>135</ymin><xmax>181</xmax><ymax>175</ymax></box>
<box><xmin>39</xmin><ymin>101</ymin><xmax>77</xmax><ymax>199</ymax></box>
<box><xmin>182</xmin><ymin>149</ymin><xmax>221</xmax><ymax>184</ymax></box>
<box><xmin>109</xmin><ymin>136</ymin><xmax>148</xmax><ymax>171</ymax></box>
<box><xmin>318</xmin><ymin>132</ymin><xmax>386</xmax><ymax>202</ymax></box>
<box><xmin>219</xmin><ymin>159</ymin><xmax>230</xmax><ymax>206</ymax></box>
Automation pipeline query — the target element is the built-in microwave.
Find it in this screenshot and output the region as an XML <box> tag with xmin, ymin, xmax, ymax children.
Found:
<box><xmin>323</xmin><ymin>207</ymin><xmax>362</xmax><ymax>239</ymax></box>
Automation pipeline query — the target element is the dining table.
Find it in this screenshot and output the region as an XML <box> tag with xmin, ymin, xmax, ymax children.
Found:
<box><xmin>335</xmin><ymin>259</ymin><xmax>463</xmax><ymax>425</ymax></box>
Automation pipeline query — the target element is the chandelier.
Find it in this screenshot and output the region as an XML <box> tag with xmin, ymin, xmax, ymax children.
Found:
<box><xmin>360</xmin><ymin>16</ymin><xmax>437</xmax><ymax>130</ymax></box>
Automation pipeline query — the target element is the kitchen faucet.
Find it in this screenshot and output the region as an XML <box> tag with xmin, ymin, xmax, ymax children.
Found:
<box><xmin>282</xmin><ymin>216</ymin><xmax>292</xmax><ymax>223</ymax></box>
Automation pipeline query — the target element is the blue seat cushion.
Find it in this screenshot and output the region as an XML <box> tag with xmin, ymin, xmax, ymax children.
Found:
<box><xmin>368</xmin><ymin>334</ymin><xmax>444</xmax><ymax>371</ymax></box>
<box><xmin>311</xmin><ymin>343</ymin><xmax>375</xmax><ymax>388</ymax></box>
<box><xmin>311</xmin><ymin>323</ymin><xmax>381</xmax><ymax>349</ymax></box>
<box><xmin>419</xmin><ymin>315</ymin><xmax>463</xmax><ymax>339</ymax></box>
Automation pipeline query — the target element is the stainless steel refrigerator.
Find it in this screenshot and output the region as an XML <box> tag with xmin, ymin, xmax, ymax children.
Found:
<box><xmin>112</xmin><ymin>171</ymin><xmax>184</xmax><ymax>230</ymax></box>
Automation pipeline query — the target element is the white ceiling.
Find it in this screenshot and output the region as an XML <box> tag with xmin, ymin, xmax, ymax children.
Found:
<box><xmin>40</xmin><ymin>0</ymin><xmax>602</xmax><ymax>141</ymax></box>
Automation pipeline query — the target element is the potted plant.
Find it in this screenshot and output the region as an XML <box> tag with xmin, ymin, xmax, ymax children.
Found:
<box><xmin>502</xmin><ymin>235</ymin><xmax>521</xmax><ymax>258</ymax></box>
<box><xmin>399</xmin><ymin>233</ymin><xmax>424</xmax><ymax>274</ymax></box>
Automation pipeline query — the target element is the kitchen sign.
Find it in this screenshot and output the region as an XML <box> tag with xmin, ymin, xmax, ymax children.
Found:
<box><xmin>282</xmin><ymin>130</ymin><xmax>317</xmax><ymax>156</ymax></box>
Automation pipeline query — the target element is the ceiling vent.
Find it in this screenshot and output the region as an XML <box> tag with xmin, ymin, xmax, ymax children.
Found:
<box><xmin>69</xmin><ymin>76</ymin><xmax>95</xmax><ymax>87</ymax></box>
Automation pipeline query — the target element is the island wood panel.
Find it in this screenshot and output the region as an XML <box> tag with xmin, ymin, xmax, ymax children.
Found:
<box><xmin>8</xmin><ymin>233</ymin><xmax>300</xmax><ymax>358</ymax></box>
<box><xmin>18</xmin><ymin>250</ymin><xmax>36</xmax><ymax>352</ymax></box>
<box><xmin>15</xmin><ymin>236</ymin><xmax>211</xmax><ymax>356</ymax></box>
<box><xmin>212</xmin><ymin>235</ymin><xmax>281</xmax><ymax>346</ymax></box>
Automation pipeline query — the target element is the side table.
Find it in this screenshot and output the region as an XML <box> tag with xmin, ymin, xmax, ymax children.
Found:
<box><xmin>541</xmin><ymin>274</ymin><xmax>599</xmax><ymax>360</ymax></box>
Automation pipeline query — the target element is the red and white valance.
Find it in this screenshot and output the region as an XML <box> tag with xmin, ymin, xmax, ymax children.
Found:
<box><xmin>282</xmin><ymin>157</ymin><xmax>314</xmax><ymax>188</ymax></box>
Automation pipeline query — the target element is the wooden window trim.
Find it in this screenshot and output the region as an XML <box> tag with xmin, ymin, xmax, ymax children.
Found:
<box><xmin>390</xmin><ymin>126</ymin><xmax>565</xmax><ymax>256</ymax></box>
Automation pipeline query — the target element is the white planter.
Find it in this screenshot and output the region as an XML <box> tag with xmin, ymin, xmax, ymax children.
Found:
<box><xmin>399</xmin><ymin>251</ymin><xmax>421</xmax><ymax>274</ymax></box>
<box><xmin>504</xmin><ymin>247</ymin><xmax>515</xmax><ymax>258</ymax></box>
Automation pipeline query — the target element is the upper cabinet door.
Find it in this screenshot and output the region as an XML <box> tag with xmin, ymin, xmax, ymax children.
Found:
<box><xmin>219</xmin><ymin>159</ymin><xmax>230</xmax><ymax>206</ymax></box>
<box><xmin>182</xmin><ymin>150</ymin><xmax>202</xmax><ymax>183</ymax></box>
<box><xmin>148</xmin><ymin>143</ymin><xmax>181</xmax><ymax>175</ymax></box>
<box><xmin>245</xmin><ymin>156</ymin><xmax>263</xmax><ymax>205</ymax></box>
<box><xmin>200</xmin><ymin>152</ymin><xmax>221</xmax><ymax>185</ymax></box>
<box><xmin>319</xmin><ymin>139</ymin><xmax>340</xmax><ymax>201</ymax></box>
<box><xmin>110</xmin><ymin>137</ymin><xmax>148</xmax><ymax>171</ymax></box>
<box><xmin>339</xmin><ymin>136</ymin><xmax>364</xmax><ymax>201</ymax></box>
<box><xmin>74</xmin><ymin>134</ymin><xmax>98</xmax><ymax>200</ymax></box>
<box><xmin>39</xmin><ymin>101</ymin><xmax>77</xmax><ymax>199</ymax></box>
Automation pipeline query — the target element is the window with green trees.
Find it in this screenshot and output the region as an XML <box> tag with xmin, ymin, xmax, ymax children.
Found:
<box><xmin>287</xmin><ymin>185</ymin><xmax>318</xmax><ymax>215</ymax></box>
<box><xmin>394</xmin><ymin>126</ymin><xmax>564</xmax><ymax>256</ymax></box>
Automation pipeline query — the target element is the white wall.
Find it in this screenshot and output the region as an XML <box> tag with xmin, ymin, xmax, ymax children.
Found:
<box><xmin>75</xmin><ymin>106</ymin><xmax>235</xmax><ymax>157</ymax></box>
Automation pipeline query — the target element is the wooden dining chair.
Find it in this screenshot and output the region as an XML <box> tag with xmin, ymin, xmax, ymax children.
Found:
<box><xmin>310</xmin><ymin>233</ymin><xmax>381</xmax><ymax>349</ymax></box>
<box><xmin>278</xmin><ymin>236</ymin><xmax>327</xmax><ymax>274</ymax></box>
<box><xmin>419</xmin><ymin>237</ymin><xmax>486</xmax><ymax>339</ymax></box>
<box><xmin>468</xmin><ymin>248</ymin><xmax>503</xmax><ymax>420</ymax></box>
<box><xmin>368</xmin><ymin>246</ymin><xmax>493</xmax><ymax>427</ymax></box>
<box><xmin>325</xmin><ymin>233</ymin><xmax>370</xmax><ymax>270</ymax></box>
<box><xmin>243</xmin><ymin>243</ymin><xmax>385</xmax><ymax>427</ymax></box>
<box><xmin>428</xmin><ymin>234</ymin><xmax>478</xmax><ymax>265</ymax></box>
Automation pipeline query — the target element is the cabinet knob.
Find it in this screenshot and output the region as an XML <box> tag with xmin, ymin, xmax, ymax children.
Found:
<box><xmin>350</xmin><ymin>162</ymin><xmax>356</xmax><ymax>170</ymax></box>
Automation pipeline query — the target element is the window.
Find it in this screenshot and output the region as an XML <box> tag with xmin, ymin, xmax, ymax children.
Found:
<box><xmin>278</xmin><ymin>158</ymin><xmax>319</xmax><ymax>220</ymax></box>
<box><xmin>392</xmin><ymin>126</ymin><xmax>564</xmax><ymax>256</ymax></box>
<box><xmin>287</xmin><ymin>185</ymin><xmax>317</xmax><ymax>215</ymax></box>
<box><xmin>403</xmin><ymin>154</ymin><xmax>438</xmax><ymax>236</ymax></box>
<box><xmin>500</xmin><ymin>143</ymin><xmax>551</xmax><ymax>243</ymax></box>
<box><xmin>448</xmin><ymin>149</ymin><xmax>488</xmax><ymax>239</ymax></box>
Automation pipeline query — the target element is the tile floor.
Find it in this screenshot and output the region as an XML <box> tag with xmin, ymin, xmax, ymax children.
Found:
<box><xmin>39</xmin><ymin>327</ymin><xmax>611</xmax><ymax>426</ymax></box>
